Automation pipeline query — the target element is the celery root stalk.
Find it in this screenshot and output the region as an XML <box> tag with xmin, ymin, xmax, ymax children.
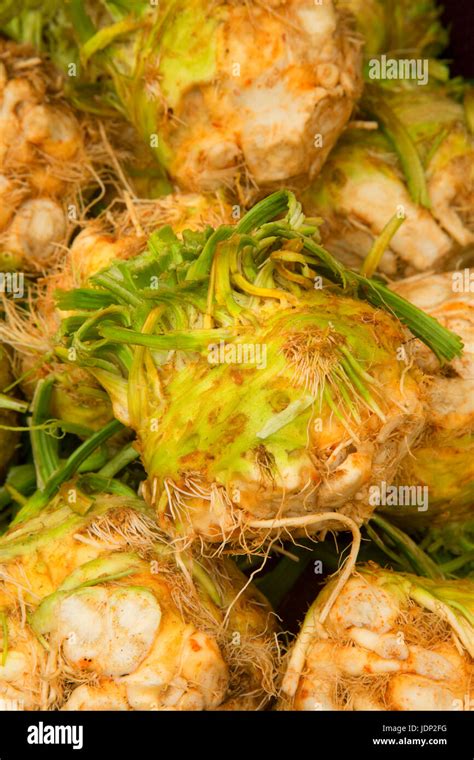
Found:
<box><xmin>280</xmin><ymin>564</ymin><xmax>474</xmax><ymax>710</ymax></box>
<box><xmin>385</xmin><ymin>271</ymin><xmax>474</xmax><ymax>548</ymax></box>
<box><xmin>3</xmin><ymin>0</ymin><xmax>363</xmax><ymax>199</ymax></box>
<box><xmin>0</xmin><ymin>40</ymin><xmax>125</xmax><ymax>272</ymax></box>
<box><xmin>303</xmin><ymin>82</ymin><xmax>474</xmax><ymax>275</ymax></box>
<box><xmin>53</xmin><ymin>191</ymin><xmax>462</xmax><ymax>547</ymax></box>
<box><xmin>340</xmin><ymin>0</ymin><xmax>448</xmax><ymax>59</ymax></box>
<box><xmin>0</xmin><ymin>492</ymin><xmax>277</xmax><ymax>710</ymax></box>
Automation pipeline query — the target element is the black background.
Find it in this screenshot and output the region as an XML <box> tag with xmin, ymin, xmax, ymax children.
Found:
<box><xmin>1</xmin><ymin>710</ymin><xmax>472</xmax><ymax>758</ymax></box>
<box><xmin>442</xmin><ymin>0</ymin><xmax>474</xmax><ymax>77</ymax></box>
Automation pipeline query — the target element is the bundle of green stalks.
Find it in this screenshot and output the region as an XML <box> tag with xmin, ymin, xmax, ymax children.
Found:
<box><xmin>0</xmin><ymin>191</ymin><xmax>234</xmax><ymax>431</ymax></box>
<box><xmin>340</xmin><ymin>0</ymin><xmax>448</xmax><ymax>61</ymax></box>
<box><xmin>0</xmin><ymin>345</ymin><xmax>25</xmax><ymax>477</ymax></box>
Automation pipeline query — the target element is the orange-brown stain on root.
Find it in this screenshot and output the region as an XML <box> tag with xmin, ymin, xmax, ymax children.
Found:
<box><xmin>189</xmin><ymin>637</ymin><xmax>202</xmax><ymax>653</ymax></box>
<box><xmin>220</xmin><ymin>413</ymin><xmax>248</xmax><ymax>445</ymax></box>
<box><xmin>230</xmin><ymin>368</ymin><xmax>244</xmax><ymax>385</ymax></box>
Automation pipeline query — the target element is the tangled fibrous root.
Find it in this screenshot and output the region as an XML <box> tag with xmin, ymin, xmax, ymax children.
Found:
<box><xmin>0</xmin><ymin>603</ymin><xmax>51</xmax><ymax>711</ymax></box>
<box><xmin>0</xmin><ymin>499</ymin><xmax>279</xmax><ymax>711</ymax></box>
<box><xmin>103</xmin><ymin>191</ymin><xmax>235</xmax><ymax>238</ymax></box>
<box><xmin>0</xmin><ymin>40</ymin><xmax>131</xmax><ymax>272</ymax></box>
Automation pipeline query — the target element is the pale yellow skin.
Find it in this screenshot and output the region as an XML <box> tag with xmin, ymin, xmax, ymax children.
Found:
<box><xmin>303</xmin><ymin>108</ymin><xmax>473</xmax><ymax>276</ymax></box>
<box><xmin>393</xmin><ymin>271</ymin><xmax>474</xmax><ymax>434</ymax></box>
<box><xmin>0</xmin><ymin>570</ymin><xmax>231</xmax><ymax>711</ymax></box>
